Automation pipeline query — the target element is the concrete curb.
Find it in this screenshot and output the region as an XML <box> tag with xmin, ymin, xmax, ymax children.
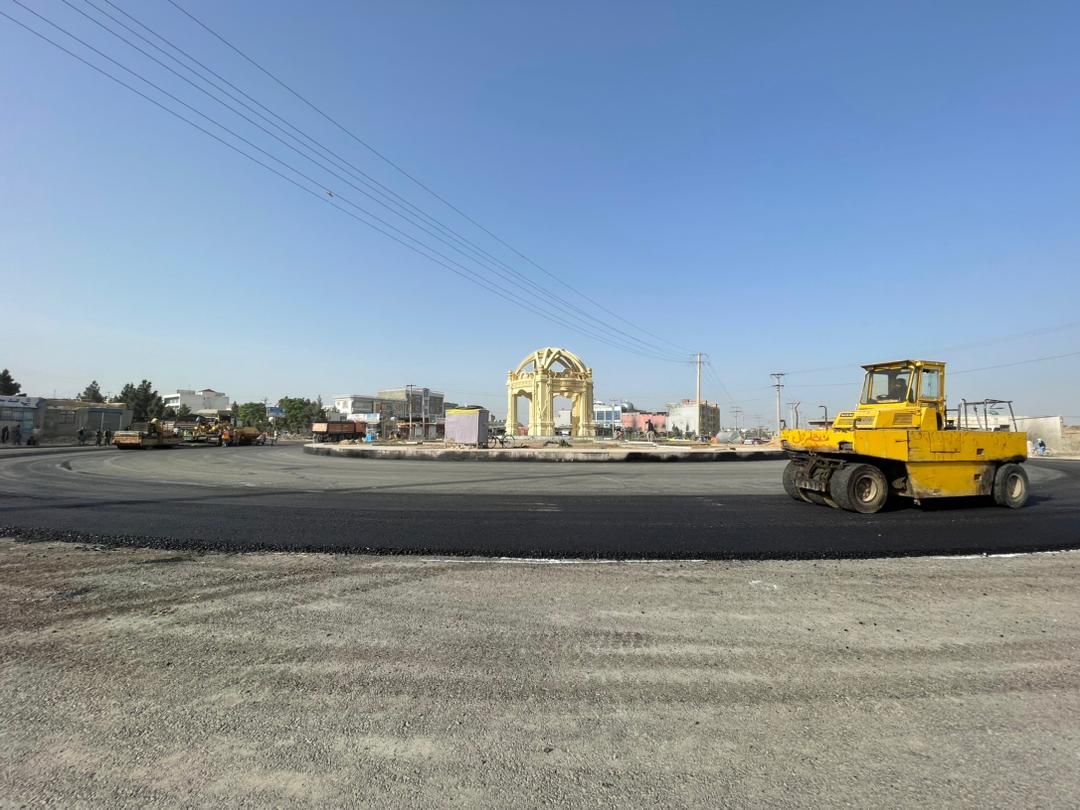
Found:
<box><xmin>304</xmin><ymin>443</ymin><xmax>785</xmax><ymax>463</ymax></box>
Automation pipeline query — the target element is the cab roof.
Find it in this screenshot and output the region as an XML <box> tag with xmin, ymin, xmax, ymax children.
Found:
<box><xmin>861</xmin><ymin>360</ymin><xmax>946</xmax><ymax>370</ymax></box>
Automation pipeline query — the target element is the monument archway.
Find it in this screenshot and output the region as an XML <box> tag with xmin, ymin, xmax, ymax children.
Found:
<box><xmin>507</xmin><ymin>347</ymin><xmax>595</xmax><ymax>437</ymax></box>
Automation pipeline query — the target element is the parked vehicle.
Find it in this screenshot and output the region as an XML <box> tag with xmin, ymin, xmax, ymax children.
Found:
<box><xmin>311</xmin><ymin>421</ymin><xmax>366</xmax><ymax>443</ymax></box>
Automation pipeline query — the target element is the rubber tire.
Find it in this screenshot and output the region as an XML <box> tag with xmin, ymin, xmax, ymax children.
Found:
<box><xmin>993</xmin><ymin>463</ymin><xmax>1029</xmax><ymax>509</ymax></box>
<box><xmin>830</xmin><ymin>463</ymin><xmax>889</xmax><ymax>514</ymax></box>
<box><xmin>782</xmin><ymin>461</ymin><xmax>811</xmax><ymax>503</ymax></box>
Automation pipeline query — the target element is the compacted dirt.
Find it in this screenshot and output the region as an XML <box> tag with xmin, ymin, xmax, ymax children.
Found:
<box><xmin>2</xmin><ymin>538</ymin><xmax>1079</xmax><ymax>808</ymax></box>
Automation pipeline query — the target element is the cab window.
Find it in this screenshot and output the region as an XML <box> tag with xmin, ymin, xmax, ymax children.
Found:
<box><xmin>861</xmin><ymin>367</ymin><xmax>912</xmax><ymax>404</ymax></box>
<box><xmin>919</xmin><ymin>368</ymin><xmax>941</xmax><ymax>399</ymax></box>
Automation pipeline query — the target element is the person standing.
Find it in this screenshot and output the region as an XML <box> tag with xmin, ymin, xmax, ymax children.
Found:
<box><xmin>1</xmin><ymin>425</ymin><xmax>8</xmax><ymax>444</ymax></box>
<box><xmin>12</xmin><ymin>425</ymin><xmax>22</xmax><ymax>446</ymax></box>
<box><xmin>104</xmin><ymin>429</ymin><xmax>112</xmax><ymax>446</ymax></box>
<box><xmin>645</xmin><ymin>419</ymin><xmax>656</xmax><ymax>442</ymax></box>
<box><xmin>95</xmin><ymin>429</ymin><xmax>102</xmax><ymax>447</ymax></box>
<box><xmin>77</xmin><ymin>427</ymin><xmax>86</xmax><ymax>446</ymax></box>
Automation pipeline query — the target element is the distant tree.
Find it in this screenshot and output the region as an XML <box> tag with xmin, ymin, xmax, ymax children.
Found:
<box><xmin>78</xmin><ymin>380</ymin><xmax>106</xmax><ymax>403</ymax></box>
<box><xmin>176</xmin><ymin>404</ymin><xmax>192</xmax><ymax>418</ymax></box>
<box><xmin>115</xmin><ymin>379</ymin><xmax>164</xmax><ymax>422</ymax></box>
<box><xmin>278</xmin><ymin>396</ymin><xmax>324</xmax><ymax>432</ymax></box>
<box><xmin>0</xmin><ymin>369</ymin><xmax>21</xmax><ymax>396</ymax></box>
<box><xmin>237</xmin><ymin>402</ymin><xmax>267</xmax><ymax>427</ymax></box>
<box><xmin>162</xmin><ymin>407</ymin><xmax>177</xmax><ymax>419</ymax></box>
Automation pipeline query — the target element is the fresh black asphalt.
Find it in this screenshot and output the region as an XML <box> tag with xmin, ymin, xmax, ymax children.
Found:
<box><xmin>1</xmin><ymin>447</ymin><xmax>1077</xmax><ymax>558</ymax></box>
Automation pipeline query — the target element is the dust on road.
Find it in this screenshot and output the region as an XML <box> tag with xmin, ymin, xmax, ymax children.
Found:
<box><xmin>2</xmin><ymin>538</ymin><xmax>1078</xmax><ymax>808</ymax></box>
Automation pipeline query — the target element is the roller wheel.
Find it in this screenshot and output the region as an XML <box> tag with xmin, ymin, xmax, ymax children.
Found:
<box><xmin>993</xmin><ymin>463</ymin><xmax>1029</xmax><ymax>509</ymax></box>
<box><xmin>830</xmin><ymin>463</ymin><xmax>889</xmax><ymax>514</ymax></box>
<box><xmin>782</xmin><ymin>461</ymin><xmax>810</xmax><ymax>503</ymax></box>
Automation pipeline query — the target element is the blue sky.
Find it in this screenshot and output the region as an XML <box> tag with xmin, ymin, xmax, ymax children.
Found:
<box><xmin>2</xmin><ymin>0</ymin><xmax>1078</xmax><ymax>423</ymax></box>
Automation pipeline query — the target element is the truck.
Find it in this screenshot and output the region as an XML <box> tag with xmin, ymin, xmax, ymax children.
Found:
<box><xmin>781</xmin><ymin>360</ymin><xmax>1029</xmax><ymax>513</ymax></box>
<box><xmin>113</xmin><ymin>420</ymin><xmax>181</xmax><ymax>450</ymax></box>
<box><xmin>311</xmin><ymin>421</ymin><xmax>366</xmax><ymax>443</ymax></box>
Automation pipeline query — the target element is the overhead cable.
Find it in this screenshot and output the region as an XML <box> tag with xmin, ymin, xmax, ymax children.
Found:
<box><xmin>163</xmin><ymin>0</ymin><xmax>691</xmax><ymax>355</ymax></box>
<box><xmin>1</xmin><ymin>6</ymin><xmax>684</xmax><ymax>361</ymax></box>
<box><xmin>62</xmin><ymin>0</ymin><xmax>684</xmax><ymax>359</ymax></box>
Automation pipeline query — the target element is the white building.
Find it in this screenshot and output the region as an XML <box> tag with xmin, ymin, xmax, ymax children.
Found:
<box><xmin>556</xmin><ymin>401</ymin><xmax>622</xmax><ymax>434</ymax></box>
<box><xmin>666</xmin><ymin>400</ymin><xmax>721</xmax><ymax>438</ymax></box>
<box><xmin>162</xmin><ymin>388</ymin><xmax>230</xmax><ymax>413</ymax></box>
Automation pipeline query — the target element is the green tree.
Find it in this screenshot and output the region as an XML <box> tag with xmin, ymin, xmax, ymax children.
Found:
<box><xmin>115</xmin><ymin>380</ymin><xmax>165</xmax><ymax>422</ymax></box>
<box><xmin>0</xmin><ymin>369</ymin><xmax>21</xmax><ymax>396</ymax></box>
<box><xmin>237</xmin><ymin>402</ymin><xmax>267</xmax><ymax>427</ymax></box>
<box><xmin>78</xmin><ymin>380</ymin><xmax>106</xmax><ymax>403</ymax></box>
<box><xmin>278</xmin><ymin>396</ymin><xmax>324</xmax><ymax>432</ymax></box>
<box><xmin>176</xmin><ymin>404</ymin><xmax>192</xmax><ymax>418</ymax></box>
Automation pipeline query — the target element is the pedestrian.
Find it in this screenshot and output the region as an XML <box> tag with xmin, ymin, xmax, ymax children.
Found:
<box><xmin>1037</xmin><ymin>438</ymin><xmax>1047</xmax><ymax>456</ymax></box>
<box><xmin>95</xmin><ymin>429</ymin><xmax>102</xmax><ymax>447</ymax></box>
<box><xmin>1</xmin><ymin>425</ymin><xmax>8</xmax><ymax>444</ymax></box>
<box><xmin>12</xmin><ymin>425</ymin><xmax>22</xmax><ymax>446</ymax></box>
<box><xmin>645</xmin><ymin>419</ymin><xmax>656</xmax><ymax>442</ymax></box>
<box><xmin>104</xmin><ymin>429</ymin><xmax>112</xmax><ymax>446</ymax></box>
<box><xmin>77</xmin><ymin>427</ymin><xmax>85</xmax><ymax>446</ymax></box>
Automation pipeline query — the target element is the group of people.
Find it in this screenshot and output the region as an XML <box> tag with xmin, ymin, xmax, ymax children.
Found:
<box><xmin>1</xmin><ymin>424</ymin><xmax>24</xmax><ymax>445</ymax></box>
<box><xmin>77</xmin><ymin>427</ymin><xmax>112</xmax><ymax>446</ymax></box>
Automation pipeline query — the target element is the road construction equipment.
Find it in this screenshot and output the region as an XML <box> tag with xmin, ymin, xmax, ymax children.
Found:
<box><xmin>781</xmin><ymin>360</ymin><xmax>1029</xmax><ymax>513</ymax></box>
<box><xmin>311</xmin><ymin>421</ymin><xmax>366</xmax><ymax>443</ymax></box>
<box><xmin>186</xmin><ymin>414</ymin><xmax>263</xmax><ymax>446</ymax></box>
<box><xmin>113</xmin><ymin>419</ymin><xmax>180</xmax><ymax>450</ymax></box>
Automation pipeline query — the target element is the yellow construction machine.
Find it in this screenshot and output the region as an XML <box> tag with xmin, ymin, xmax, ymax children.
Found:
<box><xmin>781</xmin><ymin>360</ymin><xmax>1029</xmax><ymax>513</ymax></box>
<box><xmin>113</xmin><ymin>419</ymin><xmax>181</xmax><ymax>450</ymax></box>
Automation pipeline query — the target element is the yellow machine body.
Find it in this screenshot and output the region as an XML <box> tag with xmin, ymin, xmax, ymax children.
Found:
<box><xmin>781</xmin><ymin>360</ymin><xmax>1028</xmax><ymax>505</ymax></box>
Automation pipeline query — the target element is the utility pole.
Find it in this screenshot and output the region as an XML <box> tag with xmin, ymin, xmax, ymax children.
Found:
<box><xmin>695</xmin><ymin>352</ymin><xmax>703</xmax><ymax>439</ymax></box>
<box><xmin>695</xmin><ymin>353</ymin><xmax>702</xmax><ymax>404</ymax></box>
<box><xmin>819</xmin><ymin>404</ymin><xmax>828</xmax><ymax>424</ymax></box>
<box><xmin>770</xmin><ymin>373</ymin><xmax>785</xmax><ymax>436</ymax></box>
<box><xmin>787</xmin><ymin>401</ymin><xmax>801</xmax><ymax>429</ymax></box>
<box><xmin>730</xmin><ymin>406</ymin><xmax>742</xmax><ymax>433</ymax></box>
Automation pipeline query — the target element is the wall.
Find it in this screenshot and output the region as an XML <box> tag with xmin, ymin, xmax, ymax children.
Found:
<box><xmin>621</xmin><ymin>412</ymin><xmax>667</xmax><ymax>432</ymax></box>
<box><xmin>666</xmin><ymin>401</ymin><xmax>721</xmax><ymax>437</ymax></box>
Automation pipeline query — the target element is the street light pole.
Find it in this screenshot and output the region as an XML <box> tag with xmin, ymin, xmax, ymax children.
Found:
<box><xmin>819</xmin><ymin>404</ymin><xmax>828</xmax><ymax>424</ymax></box>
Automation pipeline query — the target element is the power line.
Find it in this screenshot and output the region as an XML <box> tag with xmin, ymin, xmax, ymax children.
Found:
<box><xmin>0</xmin><ymin>7</ymin><xmax>685</xmax><ymax>361</ymax></box>
<box><xmin>775</xmin><ymin>350</ymin><xmax>1080</xmax><ymax>388</ymax></box>
<box><xmin>783</xmin><ymin>321</ymin><xmax>1080</xmax><ymax>377</ymax></box>
<box><xmin>61</xmin><ymin>0</ymin><xmax>684</xmax><ymax>360</ymax></box>
<box><xmin>951</xmin><ymin>350</ymin><xmax>1080</xmax><ymax>376</ymax></box>
<box><xmin>4</xmin><ymin>4</ymin><xmax>686</xmax><ymax>363</ymax></box>
<box><xmin>163</xmin><ymin>0</ymin><xmax>692</xmax><ymax>356</ymax></box>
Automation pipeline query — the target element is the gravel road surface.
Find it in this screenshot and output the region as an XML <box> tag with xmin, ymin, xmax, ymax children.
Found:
<box><xmin>2</xmin><ymin>538</ymin><xmax>1079</xmax><ymax>808</ymax></box>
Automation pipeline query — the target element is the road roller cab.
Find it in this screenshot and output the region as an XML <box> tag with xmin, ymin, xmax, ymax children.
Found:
<box><xmin>780</xmin><ymin>360</ymin><xmax>1029</xmax><ymax>513</ymax></box>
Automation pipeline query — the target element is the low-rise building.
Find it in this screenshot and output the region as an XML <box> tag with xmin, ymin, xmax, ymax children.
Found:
<box><xmin>666</xmin><ymin>400</ymin><xmax>721</xmax><ymax>438</ymax></box>
<box><xmin>1</xmin><ymin>396</ymin><xmax>133</xmax><ymax>444</ymax></box>
<box><xmin>163</xmin><ymin>388</ymin><xmax>230</xmax><ymax>413</ymax></box>
<box><xmin>0</xmin><ymin>395</ymin><xmax>45</xmax><ymax>442</ymax></box>
<box><xmin>334</xmin><ymin>387</ymin><xmax>447</xmax><ymax>439</ymax></box>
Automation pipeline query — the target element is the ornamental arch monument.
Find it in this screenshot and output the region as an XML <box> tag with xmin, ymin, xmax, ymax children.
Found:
<box><xmin>507</xmin><ymin>347</ymin><xmax>595</xmax><ymax>438</ymax></box>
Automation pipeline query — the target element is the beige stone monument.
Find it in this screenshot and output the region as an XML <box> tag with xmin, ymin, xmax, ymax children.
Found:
<box><xmin>507</xmin><ymin>347</ymin><xmax>595</xmax><ymax>437</ymax></box>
